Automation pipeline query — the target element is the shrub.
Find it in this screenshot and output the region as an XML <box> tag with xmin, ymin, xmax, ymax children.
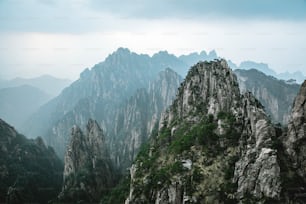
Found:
<box><xmin>100</xmin><ymin>175</ymin><xmax>130</xmax><ymax>204</ymax></box>
<box><xmin>170</xmin><ymin>161</ymin><xmax>184</xmax><ymax>174</ymax></box>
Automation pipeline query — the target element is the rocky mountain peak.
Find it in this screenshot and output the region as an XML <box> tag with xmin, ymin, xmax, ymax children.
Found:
<box><xmin>208</xmin><ymin>50</ymin><xmax>218</xmax><ymax>59</ymax></box>
<box><xmin>86</xmin><ymin>118</ymin><xmax>103</xmax><ymax>135</ymax></box>
<box><xmin>104</xmin><ymin>47</ymin><xmax>136</xmax><ymax>65</ymax></box>
<box><xmin>126</xmin><ymin>59</ymin><xmax>284</xmax><ymax>203</ymax></box>
<box><xmin>107</xmin><ymin>47</ymin><xmax>132</xmax><ymax>60</ymax></box>
<box><xmin>115</xmin><ymin>47</ymin><xmax>131</xmax><ymax>54</ymax></box>
<box><xmin>152</xmin><ymin>50</ymin><xmax>173</xmax><ymax>59</ymax></box>
<box><xmin>162</xmin><ymin>59</ymin><xmax>240</xmax><ymax>126</ymax></box>
<box><xmin>85</xmin><ymin>119</ymin><xmax>107</xmax><ymax>159</ymax></box>
<box><xmin>59</xmin><ymin>119</ymin><xmax>114</xmax><ymax>202</ymax></box>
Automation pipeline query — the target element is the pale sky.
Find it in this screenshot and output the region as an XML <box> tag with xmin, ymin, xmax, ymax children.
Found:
<box><xmin>0</xmin><ymin>0</ymin><xmax>306</xmax><ymax>80</ymax></box>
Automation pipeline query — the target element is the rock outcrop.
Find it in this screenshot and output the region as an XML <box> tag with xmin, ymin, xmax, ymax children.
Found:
<box><xmin>233</xmin><ymin>92</ymin><xmax>281</xmax><ymax>200</ymax></box>
<box><xmin>0</xmin><ymin>118</ymin><xmax>63</xmax><ymax>204</ymax></box>
<box><xmin>58</xmin><ymin>119</ymin><xmax>114</xmax><ymax>203</ymax></box>
<box><xmin>125</xmin><ymin>60</ymin><xmax>283</xmax><ymax>203</ymax></box>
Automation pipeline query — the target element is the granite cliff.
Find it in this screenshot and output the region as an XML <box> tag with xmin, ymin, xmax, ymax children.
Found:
<box><xmin>57</xmin><ymin>119</ymin><xmax>114</xmax><ymax>203</ymax></box>
<box><xmin>124</xmin><ymin>60</ymin><xmax>306</xmax><ymax>203</ymax></box>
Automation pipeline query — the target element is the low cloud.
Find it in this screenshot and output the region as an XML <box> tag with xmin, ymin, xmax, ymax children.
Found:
<box><xmin>0</xmin><ymin>0</ymin><xmax>306</xmax><ymax>33</ymax></box>
<box><xmin>90</xmin><ymin>0</ymin><xmax>306</xmax><ymax>21</ymax></box>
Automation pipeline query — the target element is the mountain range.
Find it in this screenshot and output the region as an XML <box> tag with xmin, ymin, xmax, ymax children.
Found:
<box><xmin>235</xmin><ymin>69</ymin><xmax>300</xmax><ymax>124</ymax></box>
<box><xmin>0</xmin><ymin>85</ymin><xmax>52</xmax><ymax>130</ymax></box>
<box><xmin>21</xmin><ymin>48</ymin><xmax>184</xmax><ymax>171</ymax></box>
<box><xmin>0</xmin><ymin>75</ymin><xmax>71</xmax><ymax>97</ymax></box>
<box><xmin>228</xmin><ymin>60</ymin><xmax>306</xmax><ymax>84</ymax></box>
<box><xmin>21</xmin><ymin>48</ymin><xmax>299</xmax><ymax>163</ymax></box>
<box><xmin>1</xmin><ymin>47</ymin><xmax>305</xmax><ymax>203</ymax></box>
<box><xmin>124</xmin><ymin>60</ymin><xmax>306</xmax><ymax>203</ymax></box>
<box><xmin>0</xmin><ymin>75</ymin><xmax>71</xmax><ymax>132</ymax></box>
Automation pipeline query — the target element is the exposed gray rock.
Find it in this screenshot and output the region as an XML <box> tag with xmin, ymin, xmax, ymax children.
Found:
<box><xmin>58</xmin><ymin>119</ymin><xmax>114</xmax><ymax>203</ymax></box>
<box><xmin>233</xmin><ymin>92</ymin><xmax>281</xmax><ymax>201</ymax></box>
<box><xmin>23</xmin><ymin>49</ymin><xmax>183</xmax><ymax>177</ymax></box>
<box><xmin>160</xmin><ymin>60</ymin><xmax>240</xmax><ymax>127</ymax></box>
<box><xmin>283</xmin><ymin>80</ymin><xmax>306</xmax><ymax>181</ymax></box>
<box><xmin>110</xmin><ymin>68</ymin><xmax>182</xmax><ymax>171</ymax></box>
<box><xmin>126</xmin><ymin>60</ymin><xmax>283</xmax><ymax>203</ymax></box>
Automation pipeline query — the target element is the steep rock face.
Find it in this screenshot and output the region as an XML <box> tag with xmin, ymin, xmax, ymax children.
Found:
<box><xmin>41</xmin><ymin>67</ymin><xmax>181</xmax><ymax>175</ymax></box>
<box><xmin>23</xmin><ymin>49</ymin><xmax>184</xmax><ymax>163</ymax></box>
<box><xmin>162</xmin><ymin>60</ymin><xmax>240</xmax><ymax>124</ymax></box>
<box><xmin>110</xmin><ymin>68</ymin><xmax>182</xmax><ymax>171</ymax></box>
<box><xmin>126</xmin><ymin>60</ymin><xmax>282</xmax><ymax>203</ymax></box>
<box><xmin>284</xmin><ymin>81</ymin><xmax>306</xmax><ymax>181</ymax></box>
<box><xmin>235</xmin><ymin>69</ymin><xmax>300</xmax><ymax>124</ymax></box>
<box><xmin>0</xmin><ymin>118</ymin><xmax>63</xmax><ymax>204</ymax></box>
<box><xmin>233</xmin><ymin>92</ymin><xmax>281</xmax><ymax>200</ymax></box>
<box><xmin>58</xmin><ymin>119</ymin><xmax>114</xmax><ymax>203</ymax></box>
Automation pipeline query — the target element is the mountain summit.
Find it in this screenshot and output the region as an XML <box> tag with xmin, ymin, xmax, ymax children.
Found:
<box><xmin>125</xmin><ymin>60</ymin><xmax>306</xmax><ymax>203</ymax></box>
<box><xmin>58</xmin><ymin>119</ymin><xmax>114</xmax><ymax>203</ymax></box>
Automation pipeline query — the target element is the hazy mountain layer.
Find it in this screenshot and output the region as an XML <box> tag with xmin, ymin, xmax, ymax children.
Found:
<box><xmin>0</xmin><ymin>74</ymin><xmax>71</xmax><ymax>97</ymax></box>
<box><xmin>235</xmin><ymin>69</ymin><xmax>300</xmax><ymax>124</ymax></box>
<box><xmin>228</xmin><ymin>60</ymin><xmax>306</xmax><ymax>84</ymax></box>
<box><xmin>23</xmin><ymin>49</ymin><xmax>182</xmax><ymax>171</ymax></box>
<box><xmin>0</xmin><ymin>85</ymin><xmax>52</xmax><ymax>130</ymax></box>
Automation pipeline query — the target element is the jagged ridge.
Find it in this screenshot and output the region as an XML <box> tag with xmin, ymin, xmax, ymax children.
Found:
<box><xmin>57</xmin><ymin>119</ymin><xmax>114</xmax><ymax>203</ymax></box>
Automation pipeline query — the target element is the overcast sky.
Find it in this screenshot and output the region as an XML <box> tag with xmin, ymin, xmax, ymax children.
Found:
<box><xmin>0</xmin><ymin>0</ymin><xmax>306</xmax><ymax>80</ymax></box>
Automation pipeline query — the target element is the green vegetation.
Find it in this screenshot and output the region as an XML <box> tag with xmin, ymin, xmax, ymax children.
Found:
<box><xmin>170</xmin><ymin>131</ymin><xmax>195</xmax><ymax>153</ymax></box>
<box><xmin>192</xmin><ymin>166</ymin><xmax>203</xmax><ymax>182</ymax></box>
<box><xmin>217</xmin><ymin>111</ymin><xmax>241</xmax><ymax>146</ymax></box>
<box><xmin>159</xmin><ymin>126</ymin><xmax>171</xmax><ymax>138</ymax></box>
<box><xmin>135</xmin><ymin>143</ymin><xmax>159</xmax><ymax>172</ymax></box>
<box><xmin>101</xmin><ymin>175</ymin><xmax>130</xmax><ymax>204</ymax></box>
<box><xmin>168</xmin><ymin>114</ymin><xmax>219</xmax><ymax>154</ymax></box>
<box><xmin>0</xmin><ymin>134</ymin><xmax>63</xmax><ymax>204</ymax></box>
<box><xmin>170</xmin><ymin>161</ymin><xmax>185</xmax><ymax>174</ymax></box>
<box><xmin>128</xmin><ymin>110</ymin><xmax>245</xmax><ymax>203</ymax></box>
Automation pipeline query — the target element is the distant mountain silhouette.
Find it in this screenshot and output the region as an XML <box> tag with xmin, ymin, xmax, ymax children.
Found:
<box><xmin>0</xmin><ymin>85</ymin><xmax>52</xmax><ymax>131</ymax></box>
<box><xmin>0</xmin><ymin>74</ymin><xmax>71</xmax><ymax>96</ymax></box>
<box><xmin>227</xmin><ymin>60</ymin><xmax>305</xmax><ymax>84</ymax></box>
